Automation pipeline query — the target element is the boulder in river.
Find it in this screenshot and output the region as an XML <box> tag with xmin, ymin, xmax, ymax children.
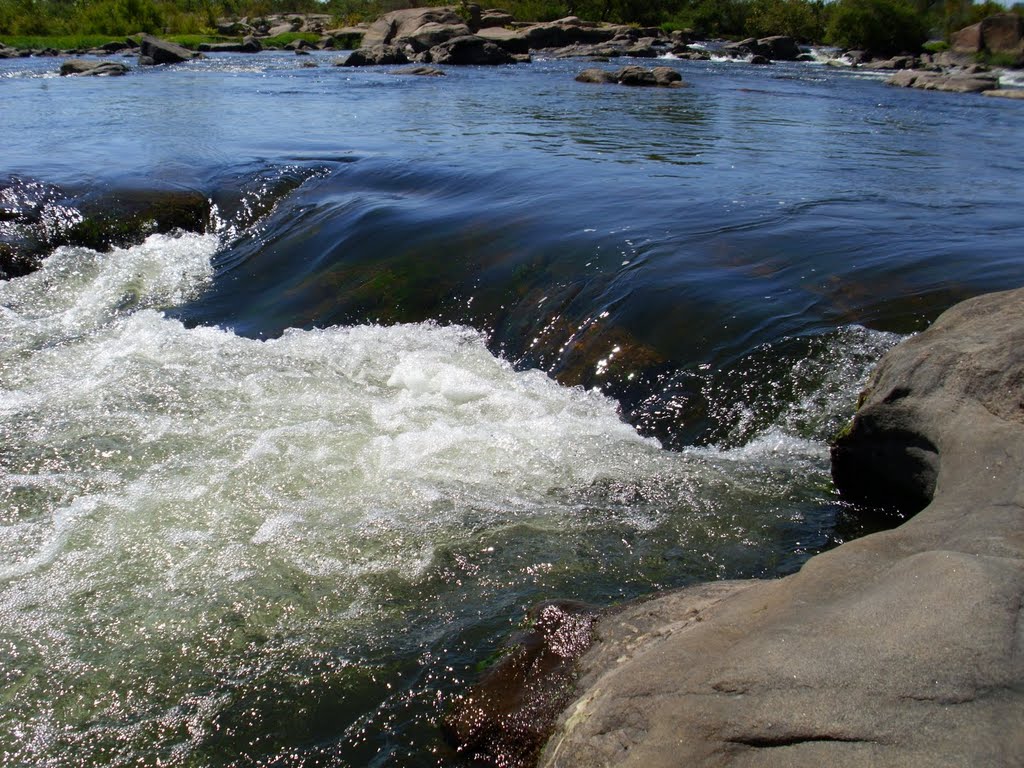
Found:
<box><xmin>576</xmin><ymin>65</ymin><xmax>686</xmax><ymax>87</ymax></box>
<box><xmin>338</xmin><ymin>44</ymin><xmax>409</xmax><ymax>66</ymax></box>
<box><xmin>424</xmin><ymin>35</ymin><xmax>516</xmax><ymax>65</ymax></box>
<box><xmin>138</xmin><ymin>34</ymin><xmax>203</xmax><ymax>65</ymax></box>
<box><xmin>59</xmin><ymin>59</ymin><xmax>130</xmax><ymax>76</ymax></box>
<box><xmin>886</xmin><ymin>69</ymin><xmax>1000</xmax><ymax>93</ymax></box>
<box><xmin>757</xmin><ymin>35</ymin><xmax>801</xmax><ymax>61</ymax></box>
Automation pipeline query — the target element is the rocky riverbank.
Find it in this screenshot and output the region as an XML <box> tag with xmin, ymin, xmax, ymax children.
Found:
<box><xmin>450</xmin><ymin>287</ymin><xmax>1024</xmax><ymax>767</ymax></box>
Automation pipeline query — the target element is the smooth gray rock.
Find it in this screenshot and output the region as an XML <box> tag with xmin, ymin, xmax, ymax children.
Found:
<box><xmin>539</xmin><ymin>287</ymin><xmax>1024</xmax><ymax>768</ymax></box>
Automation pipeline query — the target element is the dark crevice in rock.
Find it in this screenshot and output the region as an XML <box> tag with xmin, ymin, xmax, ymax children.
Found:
<box><xmin>728</xmin><ymin>734</ymin><xmax>877</xmax><ymax>749</ymax></box>
<box><xmin>831</xmin><ymin>425</ymin><xmax>938</xmax><ymax>517</ymax></box>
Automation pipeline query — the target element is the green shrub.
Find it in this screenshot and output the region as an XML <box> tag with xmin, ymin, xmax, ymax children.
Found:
<box><xmin>260</xmin><ymin>30</ymin><xmax>320</xmax><ymax>47</ymax></box>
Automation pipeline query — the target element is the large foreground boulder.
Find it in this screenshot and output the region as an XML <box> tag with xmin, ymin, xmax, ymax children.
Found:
<box><xmin>530</xmin><ymin>288</ymin><xmax>1024</xmax><ymax>767</ymax></box>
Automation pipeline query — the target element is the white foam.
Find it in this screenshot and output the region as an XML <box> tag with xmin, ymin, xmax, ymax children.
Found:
<box><xmin>0</xmin><ymin>230</ymin><xmax>895</xmax><ymax>763</ymax></box>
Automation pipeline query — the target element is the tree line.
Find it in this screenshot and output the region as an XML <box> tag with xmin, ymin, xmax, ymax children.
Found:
<box><xmin>1</xmin><ymin>0</ymin><xmax>1020</xmax><ymax>55</ymax></box>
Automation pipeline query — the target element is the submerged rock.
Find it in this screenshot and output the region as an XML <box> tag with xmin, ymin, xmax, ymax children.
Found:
<box><xmin>0</xmin><ymin>180</ymin><xmax>212</xmax><ymax>278</ymax></box>
<box><xmin>533</xmin><ymin>287</ymin><xmax>1024</xmax><ymax>767</ymax></box>
<box><xmin>389</xmin><ymin>65</ymin><xmax>446</xmax><ymax>76</ymax></box>
<box><xmin>444</xmin><ymin>600</ymin><xmax>597</xmax><ymax>767</ymax></box>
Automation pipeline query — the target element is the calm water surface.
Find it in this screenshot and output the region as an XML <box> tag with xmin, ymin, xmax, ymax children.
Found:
<box><xmin>1</xmin><ymin>50</ymin><xmax>1022</xmax><ymax>766</ymax></box>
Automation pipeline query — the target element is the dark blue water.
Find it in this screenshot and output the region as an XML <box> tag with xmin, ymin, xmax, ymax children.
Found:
<box><xmin>1</xmin><ymin>50</ymin><xmax>1023</xmax><ymax>767</ymax></box>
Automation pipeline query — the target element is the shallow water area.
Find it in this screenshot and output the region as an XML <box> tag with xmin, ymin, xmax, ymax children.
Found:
<box><xmin>1</xmin><ymin>48</ymin><xmax>1023</xmax><ymax>766</ymax></box>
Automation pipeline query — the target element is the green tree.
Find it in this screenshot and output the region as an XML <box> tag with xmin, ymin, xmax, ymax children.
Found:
<box><xmin>746</xmin><ymin>0</ymin><xmax>826</xmax><ymax>40</ymax></box>
<box><xmin>826</xmin><ymin>0</ymin><xmax>928</xmax><ymax>53</ymax></box>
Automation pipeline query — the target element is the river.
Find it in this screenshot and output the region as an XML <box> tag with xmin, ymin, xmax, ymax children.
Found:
<box><xmin>1</xmin><ymin>50</ymin><xmax>1023</xmax><ymax>766</ymax></box>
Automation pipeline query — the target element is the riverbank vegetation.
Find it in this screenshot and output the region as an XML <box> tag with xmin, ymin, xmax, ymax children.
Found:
<box><xmin>1</xmin><ymin>0</ymin><xmax>1020</xmax><ymax>54</ymax></box>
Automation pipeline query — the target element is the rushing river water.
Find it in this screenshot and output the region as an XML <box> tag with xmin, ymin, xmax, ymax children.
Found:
<box><xmin>1</xmin><ymin>50</ymin><xmax>1023</xmax><ymax>766</ymax></box>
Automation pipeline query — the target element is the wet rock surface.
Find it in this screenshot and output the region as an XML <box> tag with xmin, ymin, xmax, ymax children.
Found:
<box><xmin>536</xmin><ymin>287</ymin><xmax>1024</xmax><ymax>767</ymax></box>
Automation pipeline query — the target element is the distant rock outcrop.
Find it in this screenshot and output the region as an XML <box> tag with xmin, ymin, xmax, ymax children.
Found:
<box><xmin>952</xmin><ymin>12</ymin><xmax>1024</xmax><ymax>62</ymax></box>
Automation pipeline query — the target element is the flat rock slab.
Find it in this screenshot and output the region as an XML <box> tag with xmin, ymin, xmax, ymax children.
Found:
<box><xmin>540</xmin><ymin>287</ymin><xmax>1024</xmax><ymax>767</ymax></box>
